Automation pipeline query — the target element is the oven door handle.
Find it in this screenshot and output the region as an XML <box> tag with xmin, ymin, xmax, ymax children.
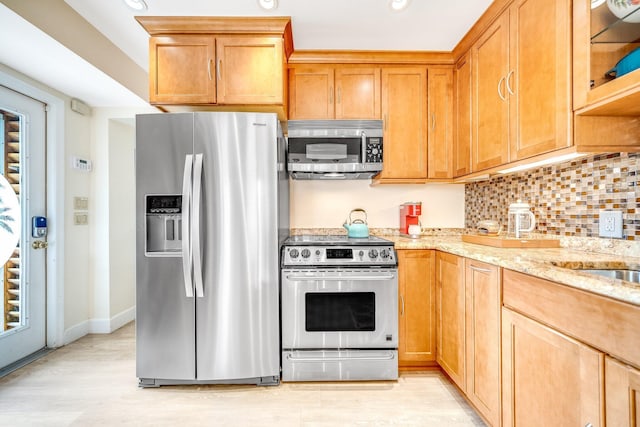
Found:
<box><xmin>285</xmin><ymin>274</ymin><xmax>396</xmax><ymax>282</ymax></box>
<box><xmin>285</xmin><ymin>353</ymin><xmax>396</xmax><ymax>362</ymax></box>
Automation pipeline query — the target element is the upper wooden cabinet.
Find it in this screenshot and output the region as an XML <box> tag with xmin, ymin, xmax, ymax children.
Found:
<box><xmin>508</xmin><ymin>0</ymin><xmax>572</xmax><ymax>161</ymax></box>
<box><xmin>137</xmin><ymin>17</ymin><xmax>293</xmax><ymax>109</ymax></box>
<box><xmin>288</xmin><ymin>67</ymin><xmax>334</xmax><ymax>119</ymax></box>
<box><xmin>454</xmin><ymin>53</ymin><xmax>472</xmax><ymax>178</ymax></box>
<box><xmin>377</xmin><ymin>67</ymin><xmax>428</xmax><ymax>183</ymax></box>
<box><xmin>427</xmin><ymin>68</ymin><xmax>454</xmax><ymax>180</ymax></box>
<box><xmin>397</xmin><ymin>250</ymin><xmax>436</xmax><ymax>367</ymax></box>
<box><xmin>149</xmin><ymin>35</ymin><xmax>217</xmax><ymax>104</ymax></box>
<box><xmin>472</xmin><ymin>11</ymin><xmax>510</xmax><ymax>172</ymax></box>
<box><xmin>470</xmin><ymin>0</ymin><xmax>571</xmax><ymax>172</ymax></box>
<box><xmin>335</xmin><ymin>68</ymin><xmax>381</xmax><ymax>119</ymax></box>
<box><xmin>288</xmin><ymin>66</ymin><xmax>381</xmax><ymax>120</ymax></box>
<box><xmin>573</xmin><ymin>0</ymin><xmax>640</xmax><ymax>115</ymax></box>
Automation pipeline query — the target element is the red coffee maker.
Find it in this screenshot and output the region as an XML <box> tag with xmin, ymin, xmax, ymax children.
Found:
<box><xmin>400</xmin><ymin>202</ymin><xmax>422</xmax><ymax>235</ymax></box>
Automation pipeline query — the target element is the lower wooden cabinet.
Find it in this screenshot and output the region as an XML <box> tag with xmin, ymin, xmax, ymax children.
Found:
<box><xmin>397</xmin><ymin>250</ymin><xmax>436</xmax><ymax>367</ymax></box>
<box><xmin>435</xmin><ymin>252</ymin><xmax>465</xmax><ymax>387</ymax></box>
<box><xmin>465</xmin><ymin>259</ymin><xmax>501</xmax><ymax>427</ymax></box>
<box><xmin>606</xmin><ymin>356</ymin><xmax>640</xmax><ymax>427</ymax></box>
<box><xmin>501</xmin><ymin>307</ymin><xmax>604</xmax><ymax>427</ymax></box>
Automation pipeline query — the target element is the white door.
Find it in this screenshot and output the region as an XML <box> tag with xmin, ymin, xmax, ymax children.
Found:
<box><xmin>0</xmin><ymin>86</ymin><xmax>47</xmax><ymax>369</ymax></box>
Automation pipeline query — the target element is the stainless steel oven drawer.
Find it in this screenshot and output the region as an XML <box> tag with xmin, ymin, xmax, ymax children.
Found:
<box><xmin>281</xmin><ymin>350</ymin><xmax>398</xmax><ymax>382</ymax></box>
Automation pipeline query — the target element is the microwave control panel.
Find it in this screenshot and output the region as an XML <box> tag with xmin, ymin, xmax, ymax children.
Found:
<box><xmin>365</xmin><ymin>138</ymin><xmax>383</xmax><ymax>164</ymax></box>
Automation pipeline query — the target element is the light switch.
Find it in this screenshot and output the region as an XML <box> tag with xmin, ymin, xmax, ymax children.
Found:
<box><xmin>74</xmin><ymin>197</ymin><xmax>89</xmax><ymax>210</ymax></box>
<box><xmin>74</xmin><ymin>213</ymin><xmax>88</xmax><ymax>225</ymax></box>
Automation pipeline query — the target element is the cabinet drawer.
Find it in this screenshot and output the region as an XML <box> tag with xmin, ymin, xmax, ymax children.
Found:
<box><xmin>503</xmin><ymin>269</ymin><xmax>640</xmax><ymax>368</ymax></box>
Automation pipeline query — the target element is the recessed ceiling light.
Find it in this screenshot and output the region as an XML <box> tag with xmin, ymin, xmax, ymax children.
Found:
<box><xmin>591</xmin><ymin>0</ymin><xmax>605</xmax><ymax>8</ymax></box>
<box><xmin>123</xmin><ymin>0</ymin><xmax>148</xmax><ymax>12</ymax></box>
<box><xmin>258</xmin><ymin>0</ymin><xmax>278</xmax><ymax>10</ymax></box>
<box><xmin>389</xmin><ymin>0</ymin><xmax>410</xmax><ymax>11</ymax></box>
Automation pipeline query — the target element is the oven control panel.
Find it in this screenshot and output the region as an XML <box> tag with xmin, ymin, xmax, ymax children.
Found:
<box><xmin>282</xmin><ymin>245</ymin><xmax>397</xmax><ymax>266</ymax></box>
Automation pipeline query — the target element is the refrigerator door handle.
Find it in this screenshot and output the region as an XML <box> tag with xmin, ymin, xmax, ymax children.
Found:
<box><xmin>192</xmin><ymin>153</ymin><xmax>204</xmax><ymax>298</ymax></box>
<box><xmin>181</xmin><ymin>154</ymin><xmax>194</xmax><ymax>298</ymax></box>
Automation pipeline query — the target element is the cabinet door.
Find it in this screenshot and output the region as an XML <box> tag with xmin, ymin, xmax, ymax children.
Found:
<box><xmin>465</xmin><ymin>260</ymin><xmax>501</xmax><ymax>427</ymax></box>
<box><xmin>472</xmin><ymin>12</ymin><xmax>509</xmax><ymax>172</ymax></box>
<box><xmin>335</xmin><ymin>68</ymin><xmax>381</xmax><ymax>119</ymax></box>
<box><xmin>216</xmin><ymin>37</ymin><xmax>284</xmax><ymax>105</ymax></box>
<box><xmin>606</xmin><ymin>356</ymin><xmax>640</xmax><ymax>427</ymax></box>
<box><xmin>436</xmin><ymin>252</ymin><xmax>465</xmax><ymax>389</ymax></box>
<box><xmin>502</xmin><ymin>308</ymin><xmax>604</xmax><ymax>427</ymax></box>
<box><xmin>427</xmin><ymin>68</ymin><xmax>454</xmax><ymax>180</ymax></box>
<box><xmin>379</xmin><ymin>68</ymin><xmax>428</xmax><ymax>182</ymax></box>
<box><xmin>397</xmin><ymin>250</ymin><xmax>436</xmax><ymax>367</ymax></box>
<box><xmin>508</xmin><ymin>0</ymin><xmax>571</xmax><ymax>160</ymax></box>
<box><xmin>149</xmin><ymin>35</ymin><xmax>216</xmax><ymax>104</ymax></box>
<box><xmin>454</xmin><ymin>53</ymin><xmax>472</xmax><ymax>178</ymax></box>
<box><xmin>288</xmin><ymin>67</ymin><xmax>335</xmax><ymax>119</ymax></box>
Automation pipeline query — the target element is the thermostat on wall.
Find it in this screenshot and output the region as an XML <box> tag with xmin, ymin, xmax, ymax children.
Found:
<box><xmin>71</xmin><ymin>156</ymin><xmax>92</xmax><ymax>172</ymax></box>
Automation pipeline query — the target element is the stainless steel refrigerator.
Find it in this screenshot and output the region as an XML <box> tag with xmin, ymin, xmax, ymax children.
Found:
<box><xmin>135</xmin><ymin>112</ymin><xmax>288</xmax><ymax>387</ymax></box>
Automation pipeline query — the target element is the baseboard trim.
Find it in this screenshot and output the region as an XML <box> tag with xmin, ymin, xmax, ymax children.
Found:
<box><xmin>63</xmin><ymin>306</ymin><xmax>135</xmax><ymax>344</ymax></box>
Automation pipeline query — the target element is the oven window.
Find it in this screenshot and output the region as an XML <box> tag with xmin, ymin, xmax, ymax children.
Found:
<box><xmin>305</xmin><ymin>292</ymin><xmax>375</xmax><ymax>332</ymax></box>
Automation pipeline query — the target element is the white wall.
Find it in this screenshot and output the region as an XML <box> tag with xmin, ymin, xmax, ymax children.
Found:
<box><xmin>89</xmin><ymin>107</ymin><xmax>155</xmax><ymax>334</ymax></box>
<box><xmin>107</xmin><ymin>119</ymin><xmax>136</xmax><ymax>320</ymax></box>
<box><xmin>63</xmin><ymin>102</ymin><xmax>92</xmax><ymax>336</ymax></box>
<box><xmin>290</xmin><ymin>180</ymin><xmax>465</xmax><ymax>229</ymax></box>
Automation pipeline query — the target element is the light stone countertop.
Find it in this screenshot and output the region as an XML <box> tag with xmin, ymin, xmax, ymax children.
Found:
<box><xmin>383</xmin><ymin>234</ymin><xmax>640</xmax><ymax>307</ymax></box>
<box><xmin>289</xmin><ymin>228</ymin><xmax>640</xmax><ymax>306</ymax></box>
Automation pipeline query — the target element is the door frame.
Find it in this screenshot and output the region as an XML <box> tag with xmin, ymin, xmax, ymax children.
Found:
<box><xmin>1</xmin><ymin>69</ymin><xmax>65</xmax><ymax>348</ymax></box>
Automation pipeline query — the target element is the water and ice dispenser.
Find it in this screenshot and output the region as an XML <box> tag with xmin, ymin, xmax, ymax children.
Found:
<box><xmin>145</xmin><ymin>195</ymin><xmax>182</xmax><ymax>256</ymax></box>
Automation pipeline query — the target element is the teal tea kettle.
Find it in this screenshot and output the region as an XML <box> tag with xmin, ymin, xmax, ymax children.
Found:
<box><xmin>343</xmin><ymin>208</ymin><xmax>370</xmax><ymax>238</ymax></box>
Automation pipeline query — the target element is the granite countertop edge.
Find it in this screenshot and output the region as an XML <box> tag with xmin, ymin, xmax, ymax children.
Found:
<box><xmin>288</xmin><ymin>228</ymin><xmax>640</xmax><ymax>306</ymax></box>
<box><xmin>385</xmin><ymin>234</ymin><xmax>640</xmax><ymax>307</ymax></box>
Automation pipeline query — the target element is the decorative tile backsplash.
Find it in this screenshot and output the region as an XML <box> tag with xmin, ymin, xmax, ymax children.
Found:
<box><xmin>465</xmin><ymin>152</ymin><xmax>640</xmax><ymax>240</ymax></box>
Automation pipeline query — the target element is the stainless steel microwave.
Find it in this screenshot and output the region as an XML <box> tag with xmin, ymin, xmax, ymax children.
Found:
<box><xmin>286</xmin><ymin>120</ymin><xmax>383</xmax><ymax>180</ymax></box>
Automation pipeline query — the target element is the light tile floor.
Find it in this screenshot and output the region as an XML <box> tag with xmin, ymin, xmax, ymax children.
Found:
<box><xmin>0</xmin><ymin>323</ymin><xmax>485</xmax><ymax>426</ymax></box>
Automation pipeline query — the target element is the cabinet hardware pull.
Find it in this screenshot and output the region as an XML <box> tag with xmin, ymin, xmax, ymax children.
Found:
<box><xmin>329</xmin><ymin>87</ymin><xmax>333</xmax><ymax>105</ymax></box>
<box><xmin>506</xmin><ymin>70</ymin><xmax>515</xmax><ymax>95</ymax></box>
<box><xmin>497</xmin><ymin>76</ymin><xmax>506</xmax><ymax>101</ymax></box>
<box><xmin>431</xmin><ymin>114</ymin><xmax>436</xmax><ymax>130</ymax></box>
<box><xmin>470</xmin><ymin>265</ymin><xmax>492</xmax><ymax>274</ymax></box>
<box><xmin>584</xmin><ymin>423</ymin><xmax>593</xmax><ymax>427</ymax></box>
<box><xmin>400</xmin><ymin>295</ymin><xmax>405</xmax><ymax>316</ymax></box>
<box><xmin>207</xmin><ymin>59</ymin><xmax>212</xmax><ymax>81</ymax></box>
<box><xmin>217</xmin><ymin>59</ymin><xmax>222</xmax><ymax>81</ymax></box>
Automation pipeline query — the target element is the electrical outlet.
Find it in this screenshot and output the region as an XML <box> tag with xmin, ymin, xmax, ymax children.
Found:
<box><xmin>599</xmin><ymin>210</ymin><xmax>623</xmax><ymax>238</ymax></box>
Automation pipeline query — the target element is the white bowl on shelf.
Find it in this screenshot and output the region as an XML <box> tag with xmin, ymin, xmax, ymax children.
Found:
<box><xmin>607</xmin><ymin>0</ymin><xmax>640</xmax><ymax>23</ymax></box>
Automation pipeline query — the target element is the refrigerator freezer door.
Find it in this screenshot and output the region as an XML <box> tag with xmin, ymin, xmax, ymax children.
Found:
<box><xmin>136</xmin><ymin>113</ymin><xmax>197</xmax><ymax>382</ymax></box>
<box><xmin>194</xmin><ymin>112</ymin><xmax>280</xmax><ymax>381</ymax></box>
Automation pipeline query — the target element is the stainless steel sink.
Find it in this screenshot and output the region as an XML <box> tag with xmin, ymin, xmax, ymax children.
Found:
<box><xmin>577</xmin><ymin>269</ymin><xmax>640</xmax><ymax>284</ymax></box>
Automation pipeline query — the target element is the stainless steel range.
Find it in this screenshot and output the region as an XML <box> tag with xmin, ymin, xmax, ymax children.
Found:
<box><xmin>281</xmin><ymin>235</ymin><xmax>398</xmax><ymax>382</ymax></box>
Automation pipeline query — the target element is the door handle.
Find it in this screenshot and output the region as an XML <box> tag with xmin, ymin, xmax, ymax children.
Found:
<box><xmin>497</xmin><ymin>76</ymin><xmax>506</xmax><ymax>101</ymax></box>
<box><xmin>400</xmin><ymin>294</ymin><xmax>405</xmax><ymax>316</ymax></box>
<box><xmin>469</xmin><ymin>265</ymin><xmax>492</xmax><ymax>274</ymax></box>
<box><xmin>192</xmin><ymin>154</ymin><xmax>204</xmax><ymax>298</ymax></box>
<box><xmin>506</xmin><ymin>70</ymin><xmax>515</xmax><ymax>95</ymax></box>
<box><xmin>32</xmin><ymin>240</ymin><xmax>48</xmax><ymax>250</ymax></box>
<box><xmin>181</xmin><ymin>155</ymin><xmax>194</xmax><ymax>298</ymax></box>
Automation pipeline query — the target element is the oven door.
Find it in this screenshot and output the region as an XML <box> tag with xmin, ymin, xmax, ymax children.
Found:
<box><xmin>281</xmin><ymin>269</ymin><xmax>398</xmax><ymax>349</ymax></box>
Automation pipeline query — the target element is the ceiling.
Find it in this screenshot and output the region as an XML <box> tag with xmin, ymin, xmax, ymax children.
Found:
<box><xmin>1</xmin><ymin>0</ymin><xmax>494</xmax><ymax>107</ymax></box>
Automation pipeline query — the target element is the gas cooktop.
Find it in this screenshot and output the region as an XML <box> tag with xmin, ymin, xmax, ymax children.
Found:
<box><xmin>282</xmin><ymin>235</ymin><xmax>397</xmax><ymax>267</ymax></box>
<box><xmin>284</xmin><ymin>234</ymin><xmax>393</xmax><ymax>246</ymax></box>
